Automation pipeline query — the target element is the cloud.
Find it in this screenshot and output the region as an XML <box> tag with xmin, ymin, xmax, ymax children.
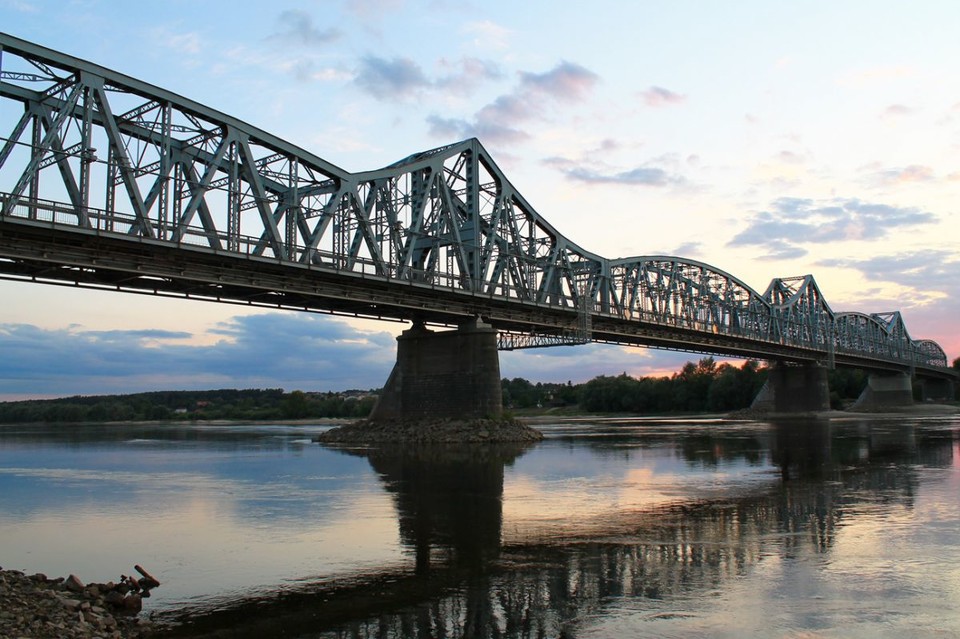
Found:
<box><xmin>427</xmin><ymin>114</ymin><xmax>529</xmax><ymax>145</ymax></box>
<box><xmin>259</xmin><ymin>10</ymin><xmax>345</xmax><ymax>83</ymax></box>
<box><xmin>728</xmin><ymin>197</ymin><xmax>936</xmax><ymax>251</ymax></box>
<box><xmin>269</xmin><ymin>10</ymin><xmax>342</xmax><ymax>47</ymax></box>
<box><xmin>862</xmin><ymin>164</ymin><xmax>936</xmax><ymax>187</ymax></box>
<box><xmin>777</xmin><ymin>150</ymin><xmax>806</xmax><ymax>164</ymax></box>
<box><xmin>883</xmin><ymin>104</ymin><xmax>914</xmax><ymax>117</ymax></box>
<box><xmin>0</xmin><ymin>314</ymin><xmax>397</xmax><ymax>398</ymax></box>
<box><xmin>758</xmin><ymin>239</ymin><xmax>809</xmax><ymax>261</ymax></box>
<box><xmin>354</xmin><ymin>55</ymin><xmax>501</xmax><ymax>101</ymax></box>
<box><xmin>282</xmin><ymin>59</ymin><xmax>351</xmax><ymax>83</ymax></box>
<box><xmin>462</xmin><ymin>20</ymin><xmax>512</xmax><ymax>50</ymax></box>
<box><xmin>427</xmin><ymin>61</ymin><xmax>598</xmax><ymax>144</ymax></box>
<box><xmin>435</xmin><ymin>57</ymin><xmax>503</xmax><ymax>90</ymax></box>
<box><xmin>565</xmin><ymin>165</ymin><xmax>675</xmax><ymax>186</ymax></box>
<box><xmin>2</xmin><ymin>0</ymin><xmax>38</xmax><ymax>12</ymax></box>
<box><xmin>83</xmin><ymin>329</ymin><xmax>192</xmax><ymax>343</ymax></box>
<box><xmin>149</xmin><ymin>28</ymin><xmax>203</xmax><ymax>56</ymax></box>
<box><xmin>345</xmin><ymin>0</ymin><xmax>404</xmax><ymax>19</ymax></box>
<box><xmin>0</xmin><ymin>311</ymin><xmax>732</xmax><ymax>402</ymax></box>
<box><xmin>543</xmin><ymin>155</ymin><xmax>683</xmax><ymax>188</ymax></box>
<box><xmin>354</xmin><ymin>55</ymin><xmax>431</xmax><ymax>100</ymax></box>
<box><xmin>639</xmin><ymin>85</ymin><xmax>686</xmax><ymax>107</ymax></box>
<box><xmin>518</xmin><ymin>61</ymin><xmax>598</xmax><ymax>100</ymax></box>
<box><xmin>671</xmin><ymin>242</ymin><xmax>702</xmax><ymax>257</ymax></box>
<box><xmin>817</xmin><ymin>250</ymin><xmax>959</xmax><ymax>292</ymax></box>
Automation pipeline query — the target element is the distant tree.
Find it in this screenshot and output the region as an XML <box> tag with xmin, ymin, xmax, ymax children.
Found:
<box><xmin>953</xmin><ymin>356</ymin><xmax>959</xmax><ymax>371</ymax></box>
<box><xmin>827</xmin><ymin>368</ymin><xmax>868</xmax><ymax>408</ymax></box>
<box><xmin>672</xmin><ymin>357</ymin><xmax>717</xmax><ymax>412</ymax></box>
<box><xmin>706</xmin><ymin>363</ymin><xmax>741</xmax><ymax>411</ymax></box>
<box><xmin>579</xmin><ymin>374</ymin><xmax>643</xmax><ymax>413</ymax></box>
<box><xmin>502</xmin><ymin>378</ymin><xmax>540</xmax><ymax>408</ymax></box>
<box><xmin>575</xmin><ymin>358</ymin><xmax>765</xmax><ymax>415</ymax></box>
<box><xmin>553</xmin><ymin>381</ymin><xmax>579</xmax><ymax>406</ymax></box>
<box><xmin>280</xmin><ymin>390</ymin><xmax>311</xmax><ymax>419</ymax></box>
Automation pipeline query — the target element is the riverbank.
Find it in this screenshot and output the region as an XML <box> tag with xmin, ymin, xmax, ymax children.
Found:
<box><xmin>0</xmin><ymin>567</ymin><xmax>158</xmax><ymax>638</ymax></box>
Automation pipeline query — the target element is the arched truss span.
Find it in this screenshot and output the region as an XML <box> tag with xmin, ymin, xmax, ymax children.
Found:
<box><xmin>0</xmin><ymin>33</ymin><xmax>951</xmax><ymax>372</ymax></box>
<box><xmin>914</xmin><ymin>340</ymin><xmax>948</xmax><ymax>368</ymax></box>
<box><xmin>606</xmin><ymin>256</ymin><xmax>771</xmax><ymax>338</ymax></box>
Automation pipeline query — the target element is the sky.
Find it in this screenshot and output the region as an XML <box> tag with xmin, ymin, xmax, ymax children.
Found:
<box><xmin>1</xmin><ymin>0</ymin><xmax>958</xmax><ymax>399</ymax></box>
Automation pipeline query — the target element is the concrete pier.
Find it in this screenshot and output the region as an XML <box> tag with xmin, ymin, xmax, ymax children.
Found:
<box><xmin>369</xmin><ymin>318</ymin><xmax>503</xmax><ymax>422</ymax></box>
<box><xmin>850</xmin><ymin>372</ymin><xmax>914</xmax><ymax>410</ymax></box>
<box><xmin>752</xmin><ymin>362</ymin><xmax>831</xmax><ymax>413</ymax></box>
<box><xmin>918</xmin><ymin>377</ymin><xmax>955</xmax><ymax>403</ymax></box>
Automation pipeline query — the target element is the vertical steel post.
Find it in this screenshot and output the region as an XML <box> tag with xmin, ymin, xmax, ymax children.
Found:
<box><xmin>287</xmin><ymin>157</ymin><xmax>298</xmax><ymax>261</ymax></box>
<box><xmin>158</xmin><ymin>102</ymin><xmax>171</xmax><ymax>240</ymax></box>
<box><xmin>78</xmin><ymin>84</ymin><xmax>93</xmax><ymax>223</ymax></box>
<box><xmin>227</xmin><ymin>138</ymin><xmax>239</xmax><ymax>252</ymax></box>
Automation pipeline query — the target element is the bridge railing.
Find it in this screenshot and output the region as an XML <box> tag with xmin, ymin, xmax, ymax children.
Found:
<box><xmin>0</xmin><ymin>192</ymin><xmax>534</xmax><ymax>296</ymax></box>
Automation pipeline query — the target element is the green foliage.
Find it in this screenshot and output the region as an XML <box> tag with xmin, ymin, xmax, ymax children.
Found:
<box><xmin>0</xmin><ymin>357</ymin><xmax>891</xmax><ymax>424</ymax></box>
<box><xmin>827</xmin><ymin>368</ymin><xmax>869</xmax><ymax>408</ymax></box>
<box><xmin>501</xmin><ymin>378</ymin><xmax>577</xmax><ymax>409</ymax></box>
<box><xmin>0</xmin><ymin>388</ymin><xmax>378</xmax><ymax>424</ymax></box>
<box><xmin>578</xmin><ymin>358</ymin><xmax>767</xmax><ymax>414</ymax></box>
<box><xmin>953</xmin><ymin>356</ymin><xmax>960</xmax><ymax>371</ymax></box>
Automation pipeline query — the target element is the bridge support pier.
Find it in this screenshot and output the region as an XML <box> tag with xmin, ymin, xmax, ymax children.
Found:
<box><xmin>369</xmin><ymin>318</ymin><xmax>503</xmax><ymax>422</ymax></box>
<box><xmin>851</xmin><ymin>372</ymin><xmax>914</xmax><ymax>410</ymax></box>
<box><xmin>918</xmin><ymin>378</ymin><xmax>955</xmax><ymax>403</ymax></box>
<box><xmin>752</xmin><ymin>362</ymin><xmax>831</xmax><ymax>413</ymax></box>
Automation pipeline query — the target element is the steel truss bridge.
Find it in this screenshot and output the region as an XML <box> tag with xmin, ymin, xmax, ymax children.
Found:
<box><xmin>0</xmin><ymin>33</ymin><xmax>952</xmax><ymax>377</ymax></box>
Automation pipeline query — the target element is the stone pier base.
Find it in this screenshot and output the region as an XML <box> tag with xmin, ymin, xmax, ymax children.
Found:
<box><xmin>851</xmin><ymin>372</ymin><xmax>913</xmax><ymax>410</ymax></box>
<box><xmin>369</xmin><ymin>318</ymin><xmax>503</xmax><ymax>422</ymax></box>
<box><xmin>752</xmin><ymin>362</ymin><xmax>831</xmax><ymax>413</ymax></box>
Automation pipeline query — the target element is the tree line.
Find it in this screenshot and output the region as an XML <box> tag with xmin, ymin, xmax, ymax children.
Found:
<box><xmin>504</xmin><ymin>358</ymin><xmax>877</xmax><ymax>413</ymax></box>
<box><xmin>1</xmin><ymin>356</ymin><xmax>948</xmax><ymax>424</ymax></box>
<box><xmin>0</xmin><ymin>388</ymin><xmax>376</xmax><ymax>424</ymax></box>
<box><xmin>503</xmin><ymin>358</ymin><xmax>767</xmax><ymax>414</ymax></box>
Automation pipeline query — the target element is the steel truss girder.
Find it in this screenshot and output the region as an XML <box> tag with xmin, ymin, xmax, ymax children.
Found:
<box><xmin>0</xmin><ymin>33</ymin><xmax>951</xmax><ymax>374</ymax></box>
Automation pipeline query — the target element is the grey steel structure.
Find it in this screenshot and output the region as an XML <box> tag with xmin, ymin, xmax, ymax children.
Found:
<box><xmin>0</xmin><ymin>33</ymin><xmax>952</xmax><ymax>377</ymax></box>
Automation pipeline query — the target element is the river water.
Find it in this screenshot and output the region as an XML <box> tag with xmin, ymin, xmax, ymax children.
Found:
<box><xmin>0</xmin><ymin>415</ymin><xmax>958</xmax><ymax>638</ymax></box>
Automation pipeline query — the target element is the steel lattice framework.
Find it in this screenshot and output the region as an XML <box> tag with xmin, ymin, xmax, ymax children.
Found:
<box><xmin>0</xmin><ymin>34</ymin><xmax>951</xmax><ymax>375</ymax></box>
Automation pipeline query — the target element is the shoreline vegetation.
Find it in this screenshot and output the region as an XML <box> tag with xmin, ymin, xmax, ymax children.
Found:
<box><xmin>3</xmin><ymin>357</ymin><xmax>955</xmax><ymax>427</ymax></box>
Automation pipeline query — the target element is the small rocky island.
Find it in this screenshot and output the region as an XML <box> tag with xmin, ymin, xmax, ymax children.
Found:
<box><xmin>315</xmin><ymin>417</ymin><xmax>543</xmax><ymax>444</ymax></box>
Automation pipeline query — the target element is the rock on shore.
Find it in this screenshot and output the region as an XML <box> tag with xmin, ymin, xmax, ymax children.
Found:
<box><xmin>315</xmin><ymin>417</ymin><xmax>544</xmax><ymax>444</ymax></box>
<box><xmin>0</xmin><ymin>567</ymin><xmax>156</xmax><ymax>638</ymax></box>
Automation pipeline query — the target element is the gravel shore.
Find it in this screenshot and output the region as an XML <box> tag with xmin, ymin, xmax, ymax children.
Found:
<box><xmin>0</xmin><ymin>567</ymin><xmax>159</xmax><ymax>638</ymax></box>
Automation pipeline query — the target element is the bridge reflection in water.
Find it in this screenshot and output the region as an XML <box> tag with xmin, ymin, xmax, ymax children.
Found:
<box><xmin>154</xmin><ymin>419</ymin><xmax>955</xmax><ymax>639</ymax></box>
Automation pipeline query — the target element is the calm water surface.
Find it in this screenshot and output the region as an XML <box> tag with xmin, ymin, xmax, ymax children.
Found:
<box><xmin>1</xmin><ymin>416</ymin><xmax>958</xmax><ymax>638</ymax></box>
